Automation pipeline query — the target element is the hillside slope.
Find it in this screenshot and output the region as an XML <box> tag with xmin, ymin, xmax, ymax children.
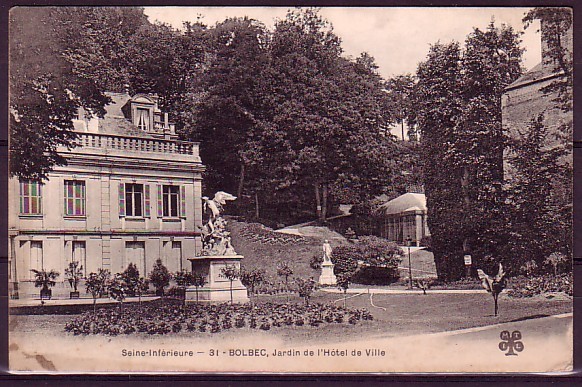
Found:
<box><xmin>227</xmin><ymin>218</ymin><xmax>346</xmax><ymax>282</ymax></box>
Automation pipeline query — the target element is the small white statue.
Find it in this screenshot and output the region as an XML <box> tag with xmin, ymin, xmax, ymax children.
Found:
<box><xmin>322</xmin><ymin>240</ymin><xmax>332</xmax><ymax>263</ymax></box>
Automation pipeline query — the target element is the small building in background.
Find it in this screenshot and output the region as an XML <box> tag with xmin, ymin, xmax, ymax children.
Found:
<box><xmin>375</xmin><ymin>193</ymin><xmax>430</xmax><ymax>246</ymax></box>
<box><xmin>9</xmin><ymin>92</ymin><xmax>205</xmax><ymax>299</ymax></box>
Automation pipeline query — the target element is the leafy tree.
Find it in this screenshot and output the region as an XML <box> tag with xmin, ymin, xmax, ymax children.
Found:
<box><xmin>185</xmin><ymin>17</ymin><xmax>270</xmax><ymax>197</ymax></box>
<box><xmin>294</xmin><ymin>277</ymin><xmax>317</xmax><ymax>306</ymax></box>
<box><xmin>173</xmin><ymin>269</ymin><xmax>195</xmax><ymax>308</ymax></box>
<box><xmin>108</xmin><ymin>273</ymin><xmax>127</xmax><ymax>311</ymax></box>
<box><xmin>336</xmin><ymin>273</ymin><xmax>352</xmax><ymax>308</ymax></box>
<box><xmin>544</xmin><ymin>252</ymin><xmax>568</xmax><ymax>276</ymax></box>
<box><xmin>85</xmin><ymin>269</ymin><xmax>110</xmax><ymax>314</ymax></box>
<box><xmin>504</xmin><ymin>115</ymin><xmax>570</xmax><ymax>271</ymax></box>
<box><xmin>415</xmin><ymin>22</ymin><xmax>522</xmax><ymax>280</ymax></box>
<box><xmin>124</xmin><ymin>20</ymin><xmax>208</xmax><ymax>134</ymax></box>
<box><xmin>276</xmin><ymin>263</ymin><xmax>294</xmax><ymax>301</ymax></box>
<box><xmin>9</xmin><ymin>7</ymin><xmax>148</xmax><ymax>179</ymax></box>
<box><xmin>121</xmin><ymin>263</ymin><xmax>141</xmax><ymax>297</ymax></box>
<box><xmin>240</xmin><ymin>268</ymin><xmax>266</xmax><ymax>302</ymax></box>
<box><xmin>384</xmin><ymin>74</ymin><xmax>416</xmax><ymax>141</ymax></box>
<box><xmin>191</xmin><ymin>272</ymin><xmax>207</xmax><ymax>304</ymax></box>
<box><xmin>247</xmin><ymin>8</ymin><xmax>399</xmax><ymax>221</ymax></box>
<box><xmin>219</xmin><ymin>264</ymin><xmax>240</xmax><ymax>303</ymax></box>
<box><xmin>413</xmin><ymin>42</ymin><xmax>465</xmax><ymax>281</ymax></box>
<box><xmin>135</xmin><ymin>277</ymin><xmax>150</xmax><ymax>308</ymax></box>
<box><xmin>149</xmin><ymin>259</ymin><xmax>171</xmax><ymax>296</ymax></box>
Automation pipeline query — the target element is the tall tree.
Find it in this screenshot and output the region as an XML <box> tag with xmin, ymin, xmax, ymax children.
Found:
<box><xmin>9</xmin><ymin>7</ymin><xmax>148</xmax><ymax>180</ymax></box>
<box><xmin>453</xmin><ymin>22</ymin><xmax>523</xmax><ymax>269</ymax></box>
<box><xmin>415</xmin><ymin>42</ymin><xmax>466</xmax><ymax>281</ymax></box>
<box><xmin>249</xmin><ymin>8</ymin><xmax>399</xmax><ymax>222</ymax></box>
<box><xmin>384</xmin><ymin>74</ymin><xmax>416</xmax><ymax>141</ymax></box>
<box><xmin>183</xmin><ymin>17</ymin><xmax>270</xmax><ymax>196</ymax></box>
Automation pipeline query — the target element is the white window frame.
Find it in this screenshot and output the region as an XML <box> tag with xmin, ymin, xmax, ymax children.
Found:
<box><xmin>125</xmin><ymin>183</ymin><xmax>144</xmax><ymax>217</ymax></box>
<box><xmin>162</xmin><ymin>185</ymin><xmax>180</xmax><ymax>218</ymax></box>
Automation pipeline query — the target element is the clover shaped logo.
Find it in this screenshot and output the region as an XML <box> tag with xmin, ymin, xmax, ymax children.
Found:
<box><xmin>499</xmin><ymin>330</ymin><xmax>524</xmax><ymax>356</ymax></box>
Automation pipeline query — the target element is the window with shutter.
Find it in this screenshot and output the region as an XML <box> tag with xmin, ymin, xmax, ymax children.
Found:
<box><xmin>180</xmin><ymin>186</ymin><xmax>186</xmax><ymax>218</ymax></box>
<box><xmin>144</xmin><ymin>184</ymin><xmax>151</xmax><ymax>217</ymax></box>
<box><xmin>119</xmin><ymin>182</ymin><xmax>126</xmax><ymax>217</ymax></box>
<box><xmin>157</xmin><ymin>184</ymin><xmax>163</xmax><ymax>218</ymax></box>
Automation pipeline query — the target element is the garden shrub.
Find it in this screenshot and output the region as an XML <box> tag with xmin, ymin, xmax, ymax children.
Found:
<box><xmin>507</xmin><ymin>273</ymin><xmax>573</xmax><ymax>298</ymax></box>
<box><xmin>332</xmin><ymin>236</ymin><xmax>402</xmax><ymax>285</ymax></box>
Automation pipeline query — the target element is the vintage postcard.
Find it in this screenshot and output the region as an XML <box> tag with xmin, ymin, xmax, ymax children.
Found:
<box><xmin>7</xmin><ymin>6</ymin><xmax>573</xmax><ymax>373</ymax></box>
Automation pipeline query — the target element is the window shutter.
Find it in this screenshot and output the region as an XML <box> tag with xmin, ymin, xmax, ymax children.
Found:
<box><xmin>180</xmin><ymin>186</ymin><xmax>186</xmax><ymax>218</ymax></box>
<box><xmin>118</xmin><ymin>182</ymin><xmax>125</xmax><ymax>217</ymax></box>
<box><xmin>144</xmin><ymin>184</ymin><xmax>151</xmax><ymax>217</ymax></box>
<box><xmin>157</xmin><ymin>184</ymin><xmax>163</xmax><ymax>218</ymax></box>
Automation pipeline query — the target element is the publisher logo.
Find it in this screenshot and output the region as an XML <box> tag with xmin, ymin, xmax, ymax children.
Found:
<box><xmin>499</xmin><ymin>330</ymin><xmax>524</xmax><ymax>356</ymax></box>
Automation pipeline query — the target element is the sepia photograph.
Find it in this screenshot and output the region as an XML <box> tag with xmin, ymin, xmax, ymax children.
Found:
<box><xmin>7</xmin><ymin>5</ymin><xmax>573</xmax><ymax>373</ymax></box>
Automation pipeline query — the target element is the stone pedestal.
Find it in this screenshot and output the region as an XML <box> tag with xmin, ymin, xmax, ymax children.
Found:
<box><xmin>319</xmin><ymin>261</ymin><xmax>337</xmax><ymax>285</ymax></box>
<box><xmin>186</xmin><ymin>255</ymin><xmax>249</xmax><ymax>303</ymax></box>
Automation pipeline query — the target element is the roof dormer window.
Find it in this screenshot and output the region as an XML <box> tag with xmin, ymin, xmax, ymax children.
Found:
<box><xmin>136</xmin><ymin>107</ymin><xmax>150</xmax><ymax>131</ymax></box>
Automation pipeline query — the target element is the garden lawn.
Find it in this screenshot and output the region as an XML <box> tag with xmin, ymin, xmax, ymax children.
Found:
<box><xmin>10</xmin><ymin>291</ymin><xmax>572</xmax><ymax>346</ymax></box>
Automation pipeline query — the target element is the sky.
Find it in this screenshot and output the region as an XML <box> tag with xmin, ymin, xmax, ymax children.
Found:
<box><xmin>144</xmin><ymin>6</ymin><xmax>542</xmax><ymax>80</ymax></box>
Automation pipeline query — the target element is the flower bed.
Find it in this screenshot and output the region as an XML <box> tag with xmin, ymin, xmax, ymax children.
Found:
<box><xmin>64</xmin><ymin>299</ymin><xmax>373</xmax><ymax>336</ymax></box>
<box><xmin>507</xmin><ymin>273</ymin><xmax>573</xmax><ymax>298</ymax></box>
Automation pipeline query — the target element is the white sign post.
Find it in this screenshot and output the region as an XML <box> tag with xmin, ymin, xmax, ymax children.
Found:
<box><xmin>464</xmin><ymin>254</ymin><xmax>472</xmax><ymax>277</ymax></box>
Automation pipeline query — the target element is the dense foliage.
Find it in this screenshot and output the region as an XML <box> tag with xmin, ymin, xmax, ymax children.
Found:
<box><xmin>507</xmin><ymin>273</ymin><xmax>573</xmax><ymax>298</ymax></box>
<box><xmin>414</xmin><ymin>23</ymin><xmax>523</xmax><ymax>280</ymax></box>
<box><xmin>332</xmin><ymin>236</ymin><xmax>402</xmax><ymax>285</ymax></box>
<box><xmin>504</xmin><ymin>115</ymin><xmax>571</xmax><ymax>272</ymax></box>
<box><xmin>10</xmin><ymin>7</ymin><xmax>403</xmax><ymax>226</ymax></box>
<box><xmin>64</xmin><ymin>299</ymin><xmax>373</xmax><ymax>335</ymax></box>
<box><xmin>149</xmin><ymin>259</ymin><xmax>171</xmax><ymax>296</ymax></box>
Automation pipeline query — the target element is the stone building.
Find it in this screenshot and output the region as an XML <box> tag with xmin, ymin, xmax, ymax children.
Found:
<box><xmin>502</xmin><ymin>16</ymin><xmax>573</xmax><ymax>175</ymax></box>
<box><xmin>8</xmin><ymin>92</ymin><xmax>205</xmax><ymax>298</ymax></box>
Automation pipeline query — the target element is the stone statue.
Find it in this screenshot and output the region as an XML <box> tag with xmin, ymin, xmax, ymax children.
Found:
<box><xmin>322</xmin><ymin>240</ymin><xmax>332</xmax><ymax>263</ymax></box>
<box><xmin>319</xmin><ymin>239</ymin><xmax>337</xmax><ymax>285</ymax></box>
<box><xmin>199</xmin><ymin>191</ymin><xmax>238</xmax><ymax>256</ymax></box>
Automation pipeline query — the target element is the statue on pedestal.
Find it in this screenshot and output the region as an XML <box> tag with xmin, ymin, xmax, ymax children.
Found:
<box><xmin>199</xmin><ymin>191</ymin><xmax>238</xmax><ymax>256</ymax></box>
<box><xmin>188</xmin><ymin>191</ymin><xmax>249</xmax><ymax>303</ymax></box>
<box><xmin>319</xmin><ymin>239</ymin><xmax>337</xmax><ymax>285</ymax></box>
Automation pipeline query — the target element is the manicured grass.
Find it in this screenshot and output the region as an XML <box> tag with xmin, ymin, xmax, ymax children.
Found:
<box><xmin>10</xmin><ymin>291</ymin><xmax>572</xmax><ymax>345</ymax></box>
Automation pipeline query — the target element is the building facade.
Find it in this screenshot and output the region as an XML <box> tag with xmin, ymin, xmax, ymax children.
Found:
<box><xmin>502</xmin><ymin>16</ymin><xmax>573</xmax><ymax>176</ymax></box>
<box><xmin>9</xmin><ymin>92</ymin><xmax>205</xmax><ymax>298</ymax></box>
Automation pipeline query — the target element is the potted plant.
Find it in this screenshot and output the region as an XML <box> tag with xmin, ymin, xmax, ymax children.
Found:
<box><xmin>30</xmin><ymin>269</ymin><xmax>59</xmax><ymax>300</ymax></box>
<box><xmin>65</xmin><ymin>261</ymin><xmax>83</xmax><ymax>299</ymax></box>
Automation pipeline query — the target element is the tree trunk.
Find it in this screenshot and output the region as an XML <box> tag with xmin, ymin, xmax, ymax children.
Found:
<box><xmin>315</xmin><ymin>183</ymin><xmax>322</xmax><ymax>221</ymax></box>
<box><xmin>494</xmin><ymin>293</ymin><xmax>499</xmax><ymax>317</ymax></box>
<box><xmin>237</xmin><ymin>163</ymin><xmax>245</xmax><ymax>200</ymax></box>
<box><xmin>93</xmin><ymin>298</ymin><xmax>97</xmax><ymax>314</ymax></box>
<box><xmin>322</xmin><ymin>183</ymin><xmax>328</xmax><ymax>221</ymax></box>
<box><xmin>254</xmin><ymin>192</ymin><xmax>260</xmax><ymax>219</ymax></box>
